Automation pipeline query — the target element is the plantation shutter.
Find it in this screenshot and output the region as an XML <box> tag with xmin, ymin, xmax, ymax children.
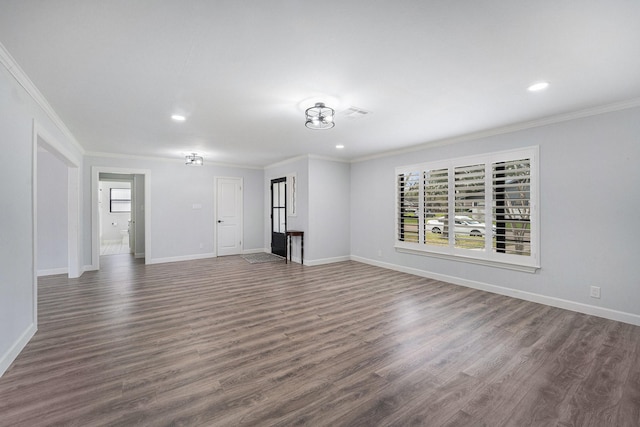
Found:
<box><xmin>423</xmin><ymin>168</ymin><xmax>449</xmax><ymax>246</ymax></box>
<box><xmin>454</xmin><ymin>164</ymin><xmax>485</xmax><ymax>249</ymax></box>
<box><xmin>492</xmin><ymin>158</ymin><xmax>531</xmax><ymax>256</ymax></box>
<box><xmin>397</xmin><ymin>171</ymin><xmax>420</xmax><ymax>242</ymax></box>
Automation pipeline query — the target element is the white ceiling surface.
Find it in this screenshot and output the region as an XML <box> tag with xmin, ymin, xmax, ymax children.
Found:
<box><xmin>1</xmin><ymin>1</ymin><xmax>639</xmax><ymax>167</ymax></box>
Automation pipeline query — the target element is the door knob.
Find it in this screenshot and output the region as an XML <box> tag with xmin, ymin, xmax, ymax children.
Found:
<box><xmin>217</xmin><ymin>220</ymin><xmax>223</xmax><ymax>223</ymax></box>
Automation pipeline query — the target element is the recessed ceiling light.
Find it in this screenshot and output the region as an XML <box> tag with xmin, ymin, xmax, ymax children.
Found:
<box><xmin>527</xmin><ymin>81</ymin><xmax>549</xmax><ymax>92</ymax></box>
<box><xmin>171</xmin><ymin>114</ymin><xmax>186</xmax><ymax>121</ymax></box>
<box><xmin>336</xmin><ymin>145</ymin><xmax>345</xmax><ymax>149</ymax></box>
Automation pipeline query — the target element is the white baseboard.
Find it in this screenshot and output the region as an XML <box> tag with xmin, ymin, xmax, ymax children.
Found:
<box><xmin>351</xmin><ymin>255</ymin><xmax>640</xmax><ymax>327</ymax></box>
<box><xmin>148</xmin><ymin>252</ymin><xmax>217</xmax><ymax>265</ymax></box>
<box><xmin>37</xmin><ymin>267</ymin><xmax>68</xmax><ymax>277</ymax></box>
<box><xmin>304</xmin><ymin>255</ymin><xmax>351</xmax><ymax>267</ymax></box>
<box><xmin>134</xmin><ymin>252</ymin><xmax>145</xmax><ymax>259</ymax></box>
<box><xmin>0</xmin><ymin>323</ymin><xmax>37</xmax><ymax>378</ymax></box>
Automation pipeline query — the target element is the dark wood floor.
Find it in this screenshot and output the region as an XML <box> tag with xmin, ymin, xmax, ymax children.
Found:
<box><xmin>1</xmin><ymin>255</ymin><xmax>639</xmax><ymax>426</ymax></box>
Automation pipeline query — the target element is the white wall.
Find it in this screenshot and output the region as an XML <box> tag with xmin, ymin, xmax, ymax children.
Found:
<box><xmin>83</xmin><ymin>156</ymin><xmax>264</xmax><ymax>266</ymax></box>
<box><xmin>37</xmin><ymin>149</ymin><xmax>68</xmax><ymax>275</ymax></box>
<box><xmin>308</xmin><ymin>158</ymin><xmax>351</xmax><ymax>263</ymax></box>
<box><xmin>0</xmin><ymin>65</ymin><xmax>36</xmax><ymax>377</ymax></box>
<box><xmin>0</xmin><ymin>47</ymin><xmax>83</xmax><ymax>377</ymax></box>
<box><xmin>351</xmin><ymin>106</ymin><xmax>640</xmax><ymax>324</ymax></box>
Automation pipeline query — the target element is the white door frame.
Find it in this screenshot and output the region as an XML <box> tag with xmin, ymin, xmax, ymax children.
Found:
<box><xmin>91</xmin><ymin>166</ymin><xmax>151</xmax><ymax>270</ymax></box>
<box><xmin>214</xmin><ymin>176</ymin><xmax>243</xmax><ymax>256</ymax></box>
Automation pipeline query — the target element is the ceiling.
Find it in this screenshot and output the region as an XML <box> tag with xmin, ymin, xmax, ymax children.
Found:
<box><xmin>1</xmin><ymin>1</ymin><xmax>639</xmax><ymax>167</ymax></box>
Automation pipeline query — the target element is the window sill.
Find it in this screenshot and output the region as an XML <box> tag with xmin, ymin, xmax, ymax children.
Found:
<box><xmin>395</xmin><ymin>245</ymin><xmax>540</xmax><ymax>273</ymax></box>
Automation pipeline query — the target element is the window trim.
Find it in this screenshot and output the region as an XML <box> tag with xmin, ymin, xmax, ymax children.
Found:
<box><xmin>395</xmin><ymin>146</ymin><xmax>540</xmax><ymax>272</ymax></box>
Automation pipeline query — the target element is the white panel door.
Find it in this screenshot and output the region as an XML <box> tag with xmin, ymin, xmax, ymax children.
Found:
<box><xmin>216</xmin><ymin>177</ymin><xmax>243</xmax><ymax>256</ymax></box>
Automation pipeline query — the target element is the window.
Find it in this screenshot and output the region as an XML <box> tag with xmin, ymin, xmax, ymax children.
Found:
<box><xmin>396</xmin><ymin>147</ymin><xmax>539</xmax><ymax>272</ymax></box>
<box><xmin>110</xmin><ymin>188</ymin><xmax>131</xmax><ymax>213</ymax></box>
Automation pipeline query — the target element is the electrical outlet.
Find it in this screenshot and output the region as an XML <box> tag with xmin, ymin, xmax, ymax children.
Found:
<box><xmin>590</xmin><ymin>286</ymin><xmax>601</xmax><ymax>299</ymax></box>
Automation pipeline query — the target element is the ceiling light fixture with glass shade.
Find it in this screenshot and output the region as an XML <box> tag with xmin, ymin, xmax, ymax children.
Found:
<box><xmin>185</xmin><ymin>153</ymin><xmax>203</xmax><ymax>165</ymax></box>
<box><xmin>305</xmin><ymin>102</ymin><xmax>335</xmax><ymax>129</ymax></box>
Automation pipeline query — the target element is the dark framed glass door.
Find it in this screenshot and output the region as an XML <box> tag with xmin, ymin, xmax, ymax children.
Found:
<box><xmin>271</xmin><ymin>177</ymin><xmax>287</xmax><ymax>257</ymax></box>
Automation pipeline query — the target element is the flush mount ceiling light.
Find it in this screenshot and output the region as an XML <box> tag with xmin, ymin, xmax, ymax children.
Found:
<box><xmin>185</xmin><ymin>153</ymin><xmax>203</xmax><ymax>165</ymax></box>
<box><xmin>305</xmin><ymin>102</ymin><xmax>335</xmax><ymax>130</ymax></box>
<box><xmin>527</xmin><ymin>81</ymin><xmax>550</xmax><ymax>92</ymax></box>
<box><xmin>171</xmin><ymin>114</ymin><xmax>186</xmax><ymax>121</ymax></box>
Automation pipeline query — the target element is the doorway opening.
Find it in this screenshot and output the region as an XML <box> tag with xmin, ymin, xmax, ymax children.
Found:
<box><xmin>91</xmin><ymin>167</ymin><xmax>150</xmax><ymax>270</ymax></box>
<box><xmin>98</xmin><ymin>176</ymin><xmax>133</xmax><ymax>256</ymax></box>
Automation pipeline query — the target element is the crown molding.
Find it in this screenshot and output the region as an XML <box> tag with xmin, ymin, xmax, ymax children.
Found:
<box><xmin>84</xmin><ymin>150</ymin><xmax>263</xmax><ymax>170</ymax></box>
<box><xmin>0</xmin><ymin>42</ymin><xmax>85</xmax><ymax>155</ymax></box>
<box><xmin>264</xmin><ymin>154</ymin><xmax>310</xmax><ymax>170</ymax></box>
<box><xmin>351</xmin><ymin>97</ymin><xmax>640</xmax><ymax>163</ymax></box>
<box><xmin>308</xmin><ymin>153</ymin><xmax>350</xmax><ymax>164</ymax></box>
<box><xmin>265</xmin><ymin>153</ymin><xmax>349</xmax><ymax>170</ymax></box>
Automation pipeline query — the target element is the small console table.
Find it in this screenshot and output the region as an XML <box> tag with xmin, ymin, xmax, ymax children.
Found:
<box><xmin>286</xmin><ymin>230</ymin><xmax>304</xmax><ymax>265</ymax></box>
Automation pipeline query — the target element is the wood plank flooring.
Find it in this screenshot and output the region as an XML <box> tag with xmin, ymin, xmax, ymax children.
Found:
<box><xmin>1</xmin><ymin>254</ymin><xmax>639</xmax><ymax>426</ymax></box>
